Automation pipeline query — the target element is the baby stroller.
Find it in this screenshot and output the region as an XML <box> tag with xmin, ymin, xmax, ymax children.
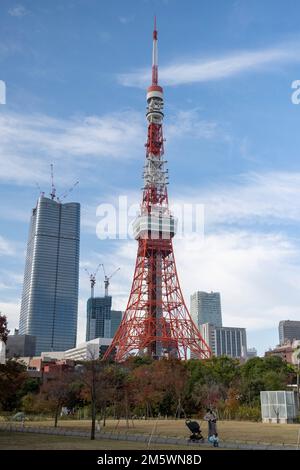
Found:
<box><xmin>185</xmin><ymin>419</ymin><xmax>204</xmax><ymax>442</ymax></box>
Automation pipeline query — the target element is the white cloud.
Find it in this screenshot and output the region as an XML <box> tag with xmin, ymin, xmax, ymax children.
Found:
<box><xmin>166</xmin><ymin>110</ymin><xmax>218</xmax><ymax>140</ymax></box>
<box><xmin>118</xmin><ymin>44</ymin><xmax>299</xmax><ymax>87</ymax></box>
<box><xmin>178</xmin><ymin>171</ymin><xmax>300</xmax><ymax>227</ymax></box>
<box><xmin>118</xmin><ymin>15</ymin><xmax>134</xmax><ymax>24</ymax></box>
<box><xmin>92</xmin><ymin>230</ymin><xmax>300</xmax><ymax>335</ymax></box>
<box><xmin>174</xmin><ymin>231</ymin><xmax>300</xmax><ymax>332</ymax></box>
<box><xmin>8</xmin><ymin>5</ymin><xmax>27</xmax><ymax>17</ymax></box>
<box><xmin>0</xmin><ymin>236</ymin><xmax>17</xmax><ymax>256</ymax></box>
<box><xmin>0</xmin><ymin>111</ymin><xmax>144</xmax><ymax>185</ymax></box>
<box><xmin>0</xmin><ymin>108</ymin><xmax>219</xmax><ymax>188</ymax></box>
<box><xmin>74</xmin><ymin>168</ymin><xmax>300</xmax><ymax>349</ymax></box>
<box><xmin>0</xmin><ymin>301</ymin><xmax>20</xmax><ymax>333</ymax></box>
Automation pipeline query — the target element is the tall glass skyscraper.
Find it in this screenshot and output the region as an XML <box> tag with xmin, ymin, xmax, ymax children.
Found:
<box><xmin>19</xmin><ymin>196</ymin><xmax>80</xmax><ymax>355</ymax></box>
<box><xmin>190</xmin><ymin>291</ymin><xmax>223</xmax><ymax>328</ymax></box>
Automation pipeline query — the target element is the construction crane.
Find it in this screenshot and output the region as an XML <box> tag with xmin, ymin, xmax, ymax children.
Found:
<box><xmin>49</xmin><ymin>163</ymin><xmax>79</xmax><ymax>203</ymax></box>
<box><xmin>50</xmin><ymin>163</ymin><xmax>56</xmax><ymax>200</ymax></box>
<box><xmin>84</xmin><ymin>263</ymin><xmax>102</xmax><ymax>298</ymax></box>
<box><xmin>101</xmin><ymin>264</ymin><xmax>120</xmax><ymax>297</ymax></box>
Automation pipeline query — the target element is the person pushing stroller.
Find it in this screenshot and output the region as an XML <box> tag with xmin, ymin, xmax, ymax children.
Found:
<box><xmin>204</xmin><ymin>408</ymin><xmax>219</xmax><ymax>447</ymax></box>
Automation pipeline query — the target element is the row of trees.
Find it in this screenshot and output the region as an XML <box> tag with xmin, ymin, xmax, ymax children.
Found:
<box><xmin>0</xmin><ymin>313</ymin><xmax>296</xmax><ymax>437</ymax></box>
<box><xmin>0</xmin><ymin>353</ymin><xmax>296</xmax><ymax>438</ymax></box>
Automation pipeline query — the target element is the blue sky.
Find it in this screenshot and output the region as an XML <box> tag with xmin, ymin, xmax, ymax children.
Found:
<box><xmin>1</xmin><ymin>0</ymin><xmax>300</xmax><ymax>355</ymax></box>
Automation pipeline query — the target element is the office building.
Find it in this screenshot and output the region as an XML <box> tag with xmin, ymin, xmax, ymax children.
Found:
<box><xmin>199</xmin><ymin>323</ymin><xmax>247</xmax><ymax>359</ymax></box>
<box><xmin>6</xmin><ymin>332</ymin><xmax>36</xmax><ymax>358</ymax></box>
<box><xmin>86</xmin><ymin>296</ymin><xmax>112</xmax><ymax>341</ymax></box>
<box><xmin>19</xmin><ymin>195</ymin><xmax>80</xmax><ymax>355</ymax></box>
<box><xmin>279</xmin><ymin>320</ymin><xmax>300</xmax><ymax>345</ymax></box>
<box><xmin>64</xmin><ymin>337</ymin><xmax>112</xmax><ymax>361</ymax></box>
<box><xmin>190</xmin><ymin>291</ymin><xmax>222</xmax><ymax>328</ymax></box>
<box><xmin>111</xmin><ymin>310</ymin><xmax>122</xmax><ymax>337</ymax></box>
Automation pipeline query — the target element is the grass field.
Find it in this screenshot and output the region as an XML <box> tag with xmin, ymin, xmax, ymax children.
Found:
<box><xmin>3</xmin><ymin>418</ymin><xmax>300</xmax><ymax>445</ymax></box>
<box><xmin>0</xmin><ymin>432</ymin><xmax>213</xmax><ymax>450</ymax></box>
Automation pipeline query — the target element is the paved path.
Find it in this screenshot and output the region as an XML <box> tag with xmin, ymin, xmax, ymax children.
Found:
<box><xmin>0</xmin><ymin>423</ymin><xmax>298</xmax><ymax>450</ymax></box>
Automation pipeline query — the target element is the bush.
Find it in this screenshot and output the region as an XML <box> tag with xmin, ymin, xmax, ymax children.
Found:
<box><xmin>234</xmin><ymin>405</ymin><xmax>261</xmax><ymax>421</ymax></box>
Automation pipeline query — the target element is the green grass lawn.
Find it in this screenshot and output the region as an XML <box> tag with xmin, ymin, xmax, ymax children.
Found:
<box><xmin>0</xmin><ymin>432</ymin><xmax>213</xmax><ymax>450</ymax></box>
<box><xmin>7</xmin><ymin>418</ymin><xmax>300</xmax><ymax>445</ymax></box>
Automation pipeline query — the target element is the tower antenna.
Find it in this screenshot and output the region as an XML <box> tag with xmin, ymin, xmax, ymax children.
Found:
<box><xmin>152</xmin><ymin>15</ymin><xmax>158</xmax><ymax>86</ymax></box>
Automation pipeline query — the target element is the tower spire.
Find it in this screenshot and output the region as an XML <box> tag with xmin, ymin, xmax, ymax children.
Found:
<box><xmin>152</xmin><ymin>16</ymin><xmax>158</xmax><ymax>85</ymax></box>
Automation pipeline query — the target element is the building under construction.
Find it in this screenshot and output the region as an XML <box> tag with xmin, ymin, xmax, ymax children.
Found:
<box><xmin>85</xmin><ymin>264</ymin><xmax>122</xmax><ymax>341</ymax></box>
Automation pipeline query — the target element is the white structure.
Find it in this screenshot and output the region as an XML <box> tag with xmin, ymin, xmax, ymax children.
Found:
<box><xmin>260</xmin><ymin>391</ymin><xmax>298</xmax><ymax>423</ymax></box>
<box><xmin>190</xmin><ymin>291</ymin><xmax>222</xmax><ymax>328</ymax></box>
<box><xmin>41</xmin><ymin>351</ymin><xmax>65</xmax><ymax>361</ymax></box>
<box><xmin>199</xmin><ymin>323</ymin><xmax>247</xmax><ymax>359</ymax></box>
<box><xmin>64</xmin><ymin>337</ymin><xmax>112</xmax><ymax>361</ymax></box>
<box><xmin>247</xmin><ymin>347</ymin><xmax>258</xmax><ymax>359</ymax></box>
<box><xmin>0</xmin><ymin>340</ymin><xmax>6</xmax><ymax>364</ymax></box>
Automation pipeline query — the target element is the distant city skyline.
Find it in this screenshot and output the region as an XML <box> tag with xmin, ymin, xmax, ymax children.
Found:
<box><xmin>2</xmin><ymin>1</ymin><xmax>300</xmax><ymax>355</ymax></box>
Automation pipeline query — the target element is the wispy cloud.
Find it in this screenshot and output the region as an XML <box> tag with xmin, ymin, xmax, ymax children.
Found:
<box><xmin>0</xmin><ymin>111</ymin><xmax>144</xmax><ymax>185</ymax></box>
<box><xmin>0</xmin><ymin>301</ymin><xmax>21</xmax><ymax>331</ymax></box>
<box><xmin>118</xmin><ymin>44</ymin><xmax>299</xmax><ymax>87</ymax></box>
<box><xmin>8</xmin><ymin>4</ymin><xmax>28</xmax><ymax>17</ymax></box>
<box><xmin>118</xmin><ymin>15</ymin><xmax>134</xmax><ymax>25</ymax></box>
<box><xmin>193</xmin><ymin>171</ymin><xmax>300</xmax><ymax>226</ymax></box>
<box><xmin>0</xmin><ymin>108</ymin><xmax>219</xmax><ymax>187</ymax></box>
<box><xmin>0</xmin><ymin>236</ymin><xmax>17</xmax><ymax>256</ymax></box>
<box><xmin>175</xmin><ymin>230</ymin><xmax>300</xmax><ymax>332</ymax></box>
<box><xmin>166</xmin><ymin>109</ymin><xmax>219</xmax><ymax>140</ymax></box>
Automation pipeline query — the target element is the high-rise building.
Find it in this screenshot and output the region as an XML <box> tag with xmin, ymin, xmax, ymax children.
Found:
<box><xmin>86</xmin><ymin>296</ymin><xmax>112</xmax><ymax>341</ymax></box>
<box><xmin>111</xmin><ymin>310</ymin><xmax>122</xmax><ymax>337</ymax></box>
<box><xmin>199</xmin><ymin>323</ymin><xmax>247</xmax><ymax>359</ymax></box>
<box><xmin>190</xmin><ymin>291</ymin><xmax>222</xmax><ymax>328</ymax></box>
<box><xmin>19</xmin><ymin>195</ymin><xmax>80</xmax><ymax>355</ymax></box>
<box><xmin>6</xmin><ymin>333</ymin><xmax>36</xmax><ymax>358</ymax></box>
<box><xmin>279</xmin><ymin>320</ymin><xmax>300</xmax><ymax>345</ymax></box>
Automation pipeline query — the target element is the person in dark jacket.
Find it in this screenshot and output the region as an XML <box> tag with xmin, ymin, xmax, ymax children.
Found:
<box><xmin>204</xmin><ymin>408</ymin><xmax>217</xmax><ymax>438</ymax></box>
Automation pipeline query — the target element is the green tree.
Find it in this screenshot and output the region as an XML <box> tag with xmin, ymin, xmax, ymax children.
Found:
<box><xmin>0</xmin><ymin>360</ymin><xmax>27</xmax><ymax>411</ymax></box>
<box><xmin>0</xmin><ymin>314</ymin><xmax>9</xmax><ymax>344</ymax></box>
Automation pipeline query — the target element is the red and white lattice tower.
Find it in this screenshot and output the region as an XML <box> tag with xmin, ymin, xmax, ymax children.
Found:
<box><xmin>104</xmin><ymin>20</ymin><xmax>211</xmax><ymax>361</ymax></box>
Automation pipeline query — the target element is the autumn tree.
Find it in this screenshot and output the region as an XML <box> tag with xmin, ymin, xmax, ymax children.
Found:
<box><xmin>0</xmin><ymin>360</ymin><xmax>27</xmax><ymax>411</ymax></box>
<box><xmin>0</xmin><ymin>314</ymin><xmax>9</xmax><ymax>344</ymax></box>
<box><xmin>79</xmin><ymin>358</ymin><xmax>109</xmax><ymax>440</ymax></box>
<box><xmin>38</xmin><ymin>369</ymin><xmax>78</xmax><ymax>427</ymax></box>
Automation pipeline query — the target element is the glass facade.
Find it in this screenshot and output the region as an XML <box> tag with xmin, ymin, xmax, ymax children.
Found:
<box><xmin>214</xmin><ymin>326</ymin><xmax>247</xmax><ymax>358</ymax></box>
<box><xmin>279</xmin><ymin>320</ymin><xmax>300</xmax><ymax>345</ymax></box>
<box><xmin>111</xmin><ymin>310</ymin><xmax>122</xmax><ymax>337</ymax></box>
<box><xmin>19</xmin><ymin>196</ymin><xmax>80</xmax><ymax>355</ymax></box>
<box><xmin>200</xmin><ymin>323</ymin><xmax>247</xmax><ymax>359</ymax></box>
<box><xmin>190</xmin><ymin>291</ymin><xmax>223</xmax><ymax>328</ymax></box>
<box><xmin>86</xmin><ymin>296</ymin><xmax>112</xmax><ymax>341</ymax></box>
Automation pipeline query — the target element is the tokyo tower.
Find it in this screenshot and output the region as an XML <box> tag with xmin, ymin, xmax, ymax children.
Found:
<box><xmin>103</xmin><ymin>20</ymin><xmax>211</xmax><ymax>361</ymax></box>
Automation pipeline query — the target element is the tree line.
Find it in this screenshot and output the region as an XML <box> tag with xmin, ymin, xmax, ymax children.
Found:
<box><xmin>0</xmin><ymin>354</ymin><xmax>296</xmax><ymax>439</ymax></box>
